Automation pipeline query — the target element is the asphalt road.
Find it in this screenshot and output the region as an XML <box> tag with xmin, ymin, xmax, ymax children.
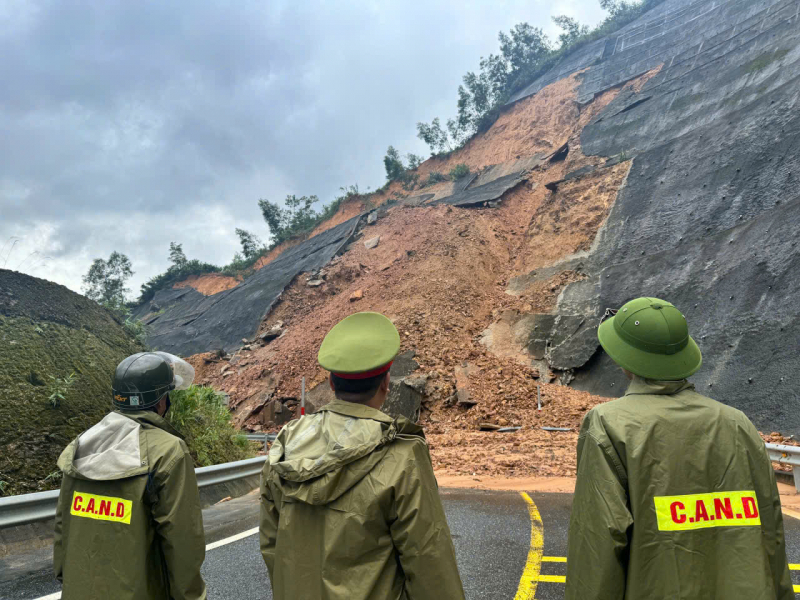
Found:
<box><xmin>3</xmin><ymin>488</ymin><xmax>800</xmax><ymax>599</ymax></box>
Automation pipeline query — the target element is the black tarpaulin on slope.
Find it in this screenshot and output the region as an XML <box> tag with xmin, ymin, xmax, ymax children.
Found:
<box><xmin>132</xmin><ymin>215</ymin><xmax>361</xmax><ymax>357</ymax></box>
<box><xmin>536</xmin><ymin>0</ymin><xmax>800</xmax><ymax>435</ymax></box>
<box><xmin>434</xmin><ymin>171</ymin><xmax>527</xmax><ymax>207</ymax></box>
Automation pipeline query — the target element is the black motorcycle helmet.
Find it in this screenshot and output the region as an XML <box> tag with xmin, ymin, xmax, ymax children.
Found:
<box><xmin>112</xmin><ymin>352</ymin><xmax>193</xmax><ymax>410</ymax></box>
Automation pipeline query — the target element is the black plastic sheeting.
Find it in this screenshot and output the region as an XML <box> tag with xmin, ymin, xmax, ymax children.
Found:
<box><xmin>132</xmin><ymin>216</ymin><xmax>361</xmax><ymax>356</ymax></box>
<box><xmin>434</xmin><ymin>171</ymin><xmax>527</xmax><ymax>207</ymax></box>
<box><xmin>513</xmin><ymin>0</ymin><xmax>800</xmax><ymax>435</ymax></box>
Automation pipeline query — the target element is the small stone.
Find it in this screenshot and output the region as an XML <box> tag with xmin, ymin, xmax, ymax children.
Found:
<box><xmin>220</xmin><ymin>366</ymin><xmax>230</xmax><ymax>375</ymax></box>
<box><xmin>307</xmin><ymin>279</ymin><xmax>324</xmax><ymax>287</ymax></box>
<box><xmin>242</xmin><ymin>338</ymin><xmax>248</xmax><ymax>344</ymax></box>
<box><xmin>402</xmin><ymin>376</ymin><xmax>428</xmax><ymax>394</ymax></box>
<box><xmin>242</xmin><ymin>344</ymin><xmax>252</xmax><ymax>351</ymax></box>
<box><xmin>259</xmin><ymin>327</ymin><xmax>284</xmax><ymax>343</ymax></box>
<box><xmin>350</xmin><ymin>289</ymin><xmax>363</xmax><ymax>302</ymax></box>
<box><xmin>367</xmin><ymin>211</ymin><xmax>378</xmax><ymax>224</ymax></box>
<box><xmin>223</xmin><ymin>371</ymin><xmax>235</xmax><ymax>378</ymax></box>
<box><xmin>364</xmin><ymin>236</ymin><xmax>380</xmax><ymax>249</ymax></box>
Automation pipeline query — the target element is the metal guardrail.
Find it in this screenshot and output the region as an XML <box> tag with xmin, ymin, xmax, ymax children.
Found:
<box><xmin>765</xmin><ymin>443</ymin><xmax>800</xmax><ymax>492</ymax></box>
<box><xmin>0</xmin><ymin>455</ymin><xmax>267</xmax><ymax>529</ymax></box>
<box><xmin>245</xmin><ymin>433</ymin><xmax>277</xmax><ymax>452</ymax></box>
<box><xmin>1</xmin><ymin>440</ymin><xmax>795</xmax><ymax>528</ymax></box>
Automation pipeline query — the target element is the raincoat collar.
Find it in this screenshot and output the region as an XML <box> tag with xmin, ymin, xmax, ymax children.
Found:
<box><xmin>623</xmin><ymin>377</ymin><xmax>694</xmax><ymax>397</ymax></box>
<box><xmin>122</xmin><ymin>409</ymin><xmax>184</xmax><ymax>439</ymax></box>
<box><xmin>319</xmin><ymin>398</ymin><xmax>396</xmax><ymax>424</ymax></box>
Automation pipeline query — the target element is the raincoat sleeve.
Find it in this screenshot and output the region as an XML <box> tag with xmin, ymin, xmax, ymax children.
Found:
<box><xmin>259</xmin><ymin>461</ymin><xmax>281</xmax><ymax>581</ymax></box>
<box><xmin>152</xmin><ymin>448</ymin><xmax>207</xmax><ymax>600</ymax></box>
<box><xmin>53</xmin><ymin>484</ymin><xmax>65</xmax><ymax>582</ymax></box>
<box><xmin>389</xmin><ymin>440</ymin><xmax>466</xmax><ymax>600</ymax></box>
<box><xmin>565</xmin><ymin>411</ymin><xmax>633</xmax><ymax>600</ymax></box>
<box><xmin>746</xmin><ymin>421</ymin><xmax>793</xmax><ymax>599</ymax></box>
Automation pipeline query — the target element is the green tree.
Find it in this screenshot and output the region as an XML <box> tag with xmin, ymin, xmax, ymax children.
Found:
<box><xmin>406</xmin><ymin>153</ymin><xmax>424</xmax><ymax>170</ymax></box>
<box><xmin>258</xmin><ymin>195</ymin><xmax>321</xmax><ymax>245</ymax></box>
<box><xmin>552</xmin><ymin>15</ymin><xmax>590</xmax><ymax>48</ymax></box>
<box><xmin>235</xmin><ymin>229</ymin><xmax>263</xmax><ymax>260</ymax></box>
<box><xmin>168</xmin><ymin>242</ymin><xmax>187</xmax><ymax>268</ymax></box>
<box><xmin>416</xmin><ymin>118</ymin><xmax>452</xmax><ymax>156</ymax></box>
<box><xmin>258</xmin><ymin>198</ymin><xmax>285</xmax><ymax>239</ymax></box>
<box><xmin>383</xmin><ymin>146</ymin><xmax>407</xmax><ymax>182</ymax></box>
<box><xmin>82</xmin><ymin>251</ymin><xmax>133</xmax><ymax>309</ymax></box>
<box><xmin>418</xmin><ymin>23</ymin><xmax>553</xmax><ymax>155</ymax></box>
<box><xmin>600</xmin><ymin>0</ymin><xmax>631</xmax><ymax>16</ymax></box>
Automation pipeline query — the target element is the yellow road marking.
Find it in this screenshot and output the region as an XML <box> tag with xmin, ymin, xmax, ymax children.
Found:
<box><xmin>795</xmin><ymin>584</ymin><xmax>800</xmax><ymax>593</ymax></box>
<box><xmin>538</xmin><ymin>574</ymin><xmax>566</xmax><ymax>583</ymax></box>
<box><xmin>790</xmin><ymin>564</ymin><xmax>800</xmax><ymax>570</ymax></box>
<box><xmin>542</xmin><ymin>556</ymin><xmax>566</xmax><ymax>562</ymax></box>
<box><xmin>514</xmin><ymin>492</ymin><xmax>544</xmax><ymax>600</ymax></box>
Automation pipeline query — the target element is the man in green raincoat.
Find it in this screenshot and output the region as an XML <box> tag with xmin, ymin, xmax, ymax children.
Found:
<box><xmin>54</xmin><ymin>352</ymin><xmax>207</xmax><ymax>600</ymax></box>
<box><xmin>565</xmin><ymin>297</ymin><xmax>793</xmax><ymax>599</ymax></box>
<box><xmin>259</xmin><ymin>312</ymin><xmax>465</xmax><ymax>599</ymax></box>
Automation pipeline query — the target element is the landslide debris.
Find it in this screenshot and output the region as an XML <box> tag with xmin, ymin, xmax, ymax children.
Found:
<box><xmin>181</xmin><ymin>0</ymin><xmax>800</xmax><ymax>476</ymax></box>
<box><xmin>184</xmin><ymin>67</ymin><xmax>660</xmax><ymax>478</ymax></box>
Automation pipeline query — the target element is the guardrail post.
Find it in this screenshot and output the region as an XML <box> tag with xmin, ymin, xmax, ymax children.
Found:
<box><xmin>794</xmin><ymin>466</ymin><xmax>800</xmax><ymax>493</ymax></box>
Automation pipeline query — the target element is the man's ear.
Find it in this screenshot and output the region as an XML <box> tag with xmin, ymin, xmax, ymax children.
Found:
<box><xmin>329</xmin><ymin>374</ymin><xmax>336</xmax><ymax>391</ymax></box>
<box><xmin>380</xmin><ymin>371</ymin><xmax>391</xmax><ymax>392</ymax></box>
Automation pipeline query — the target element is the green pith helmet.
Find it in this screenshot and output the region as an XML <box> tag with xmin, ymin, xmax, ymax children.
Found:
<box><xmin>112</xmin><ymin>352</ymin><xmax>195</xmax><ymax>410</ymax></box>
<box><xmin>597</xmin><ymin>297</ymin><xmax>702</xmax><ymax>380</ymax></box>
<box><xmin>318</xmin><ymin>312</ymin><xmax>400</xmax><ymax>376</ymax></box>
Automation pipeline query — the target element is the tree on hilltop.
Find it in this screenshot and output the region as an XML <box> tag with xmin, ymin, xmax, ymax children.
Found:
<box><xmin>82</xmin><ymin>251</ymin><xmax>133</xmax><ymax>309</ymax></box>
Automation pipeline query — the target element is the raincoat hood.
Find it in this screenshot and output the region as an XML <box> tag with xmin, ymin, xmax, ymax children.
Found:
<box><xmin>57</xmin><ymin>411</ymin><xmax>181</xmax><ymax>482</ymax></box>
<box><xmin>267</xmin><ymin>399</ymin><xmax>424</xmax><ymax>505</ymax></box>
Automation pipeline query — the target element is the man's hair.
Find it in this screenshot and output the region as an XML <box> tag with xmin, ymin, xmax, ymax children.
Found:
<box><xmin>330</xmin><ymin>372</ymin><xmax>386</xmax><ymax>403</ymax></box>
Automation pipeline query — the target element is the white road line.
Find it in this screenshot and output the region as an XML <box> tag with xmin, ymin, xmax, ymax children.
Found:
<box><xmin>33</xmin><ymin>527</ymin><xmax>260</xmax><ymax>600</ymax></box>
<box><xmin>205</xmin><ymin>526</ymin><xmax>259</xmax><ymax>551</ymax></box>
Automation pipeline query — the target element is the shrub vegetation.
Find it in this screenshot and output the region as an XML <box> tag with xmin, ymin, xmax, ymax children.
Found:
<box><xmin>168</xmin><ymin>385</ymin><xmax>255</xmax><ymax>467</ymax></box>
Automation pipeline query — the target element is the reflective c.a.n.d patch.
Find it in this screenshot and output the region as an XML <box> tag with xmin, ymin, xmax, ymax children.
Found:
<box><xmin>654</xmin><ymin>490</ymin><xmax>760</xmax><ymax>531</ymax></box>
<box><xmin>70</xmin><ymin>491</ymin><xmax>132</xmax><ymax>525</ymax></box>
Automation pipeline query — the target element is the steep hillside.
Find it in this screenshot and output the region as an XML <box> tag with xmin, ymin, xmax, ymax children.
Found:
<box><xmin>517</xmin><ymin>0</ymin><xmax>800</xmax><ymax>436</ymax></box>
<box><xmin>0</xmin><ymin>269</ymin><xmax>143</xmax><ymax>495</ymax></box>
<box><xmin>142</xmin><ymin>0</ymin><xmax>800</xmax><ymax>478</ymax></box>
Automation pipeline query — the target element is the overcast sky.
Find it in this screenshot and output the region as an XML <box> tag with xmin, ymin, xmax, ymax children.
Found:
<box><xmin>0</xmin><ymin>0</ymin><xmax>607</xmax><ymax>298</ymax></box>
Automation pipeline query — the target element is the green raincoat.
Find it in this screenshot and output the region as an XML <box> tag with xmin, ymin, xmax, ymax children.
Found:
<box><xmin>260</xmin><ymin>399</ymin><xmax>465</xmax><ymax>600</ymax></box>
<box><xmin>54</xmin><ymin>410</ymin><xmax>207</xmax><ymax>600</ymax></box>
<box><xmin>565</xmin><ymin>378</ymin><xmax>793</xmax><ymax>600</ymax></box>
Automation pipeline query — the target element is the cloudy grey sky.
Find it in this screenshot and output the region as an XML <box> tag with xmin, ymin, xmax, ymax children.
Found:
<box><xmin>0</xmin><ymin>0</ymin><xmax>606</xmax><ymax>298</ymax></box>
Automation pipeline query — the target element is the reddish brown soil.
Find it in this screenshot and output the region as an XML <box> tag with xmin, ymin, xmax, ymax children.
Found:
<box><xmin>310</xmin><ymin>195</ymin><xmax>372</xmax><ymax>237</ymax></box>
<box><xmin>187</xmin><ymin>66</ymin><xmax>739</xmax><ymax>480</ymax></box>
<box><xmin>174</xmin><ymin>273</ymin><xmax>241</xmax><ymax>295</ymax></box>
